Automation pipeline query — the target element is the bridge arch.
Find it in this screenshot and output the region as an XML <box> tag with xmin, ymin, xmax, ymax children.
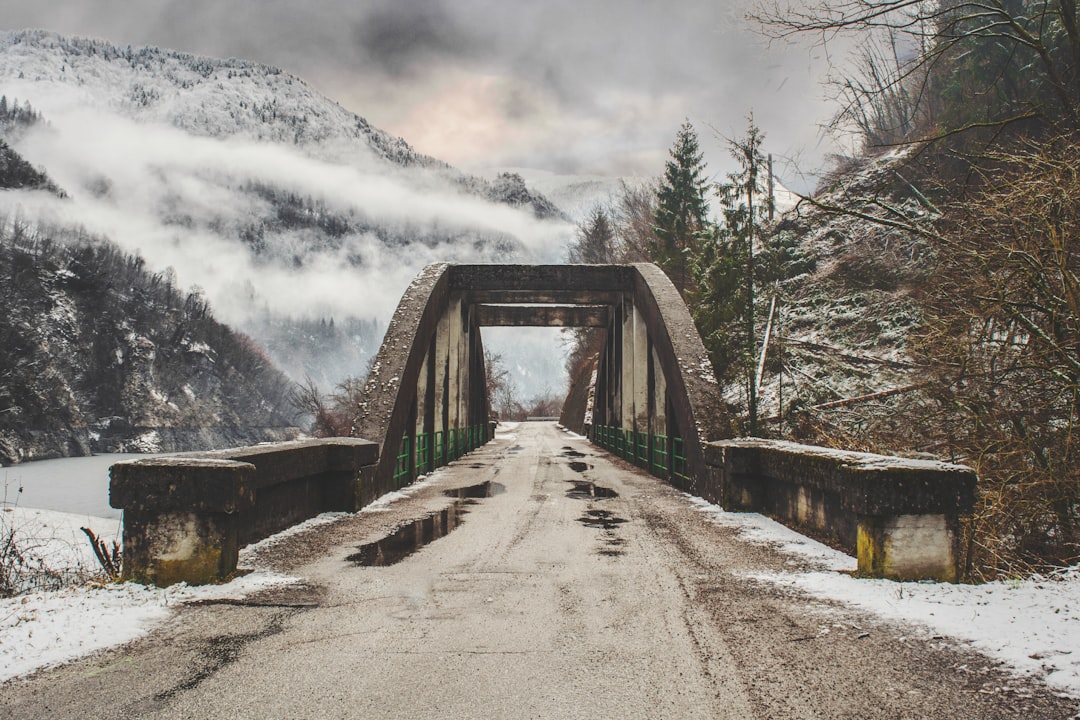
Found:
<box><xmin>352</xmin><ymin>263</ymin><xmax>730</xmax><ymax>503</ymax></box>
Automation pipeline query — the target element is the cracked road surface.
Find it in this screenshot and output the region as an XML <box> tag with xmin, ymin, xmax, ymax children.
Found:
<box><xmin>2</xmin><ymin>423</ymin><xmax>1077</xmax><ymax>719</ymax></box>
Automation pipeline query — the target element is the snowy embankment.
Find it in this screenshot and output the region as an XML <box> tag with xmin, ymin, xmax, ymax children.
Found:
<box><xmin>688</xmin><ymin>496</ymin><xmax>1080</xmax><ymax>698</ymax></box>
<box><xmin>2</xmin><ymin>470</ymin><xmax>1078</xmax><ymax>697</ymax></box>
<box><xmin>0</xmin><ymin>506</ymin><xmax>298</xmax><ymax>682</ymax></box>
<box><xmin>0</xmin><ymin>468</ymin><xmax>451</xmax><ymax>683</ymax></box>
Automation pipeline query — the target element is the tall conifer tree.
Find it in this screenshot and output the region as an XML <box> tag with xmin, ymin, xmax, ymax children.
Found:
<box><xmin>652</xmin><ymin>121</ymin><xmax>710</xmax><ymax>296</ymax></box>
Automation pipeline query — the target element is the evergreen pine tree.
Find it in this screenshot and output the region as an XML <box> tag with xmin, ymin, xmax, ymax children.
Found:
<box><xmin>568</xmin><ymin>205</ymin><xmax>617</xmax><ymax>264</ymax></box>
<box><xmin>697</xmin><ymin>114</ymin><xmax>772</xmax><ymax>435</ymax></box>
<box><xmin>652</xmin><ymin>121</ymin><xmax>710</xmax><ymax>296</ymax></box>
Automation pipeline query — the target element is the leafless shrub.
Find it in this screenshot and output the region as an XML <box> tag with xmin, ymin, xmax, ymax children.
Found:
<box><xmin>81</xmin><ymin>526</ymin><xmax>121</xmax><ymax>580</ymax></box>
<box><xmin>1</xmin><ymin>485</ymin><xmax>111</xmax><ymax>596</ymax></box>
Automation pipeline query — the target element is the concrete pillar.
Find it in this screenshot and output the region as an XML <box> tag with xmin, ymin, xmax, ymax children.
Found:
<box><xmin>857</xmin><ymin>514</ymin><xmax>959</xmax><ymax>582</ymax></box>
<box><xmin>433</xmin><ymin>305</ymin><xmax>450</xmax><ymax>464</ymax></box>
<box><xmin>447</xmin><ymin>295</ymin><xmax>463</xmax><ymax>436</ymax></box>
<box><xmin>414</xmin><ymin>349</ymin><xmax>429</xmax><ymax>472</ymax></box>
<box><xmin>620</xmin><ymin>297</ymin><xmax>635</xmax><ymax>431</ymax></box>
<box><xmin>110</xmin><ymin>458</ymin><xmax>254</xmax><ymax>586</ymax></box>
<box><xmin>459</xmin><ymin>304</ymin><xmax>472</xmax><ymax>437</ymax></box>
<box><xmin>650</xmin><ymin>344</ymin><xmax>667</xmax><ymax>437</ymax></box>
<box><xmin>603</xmin><ymin>312</ymin><xmax>618</xmax><ymax>428</ymax></box>
<box><xmin>632</xmin><ymin>304</ymin><xmax>649</xmax><ymax>432</ymax></box>
<box><xmin>416</xmin><ymin>351</ymin><xmax>429</xmax><ymax>438</ymax></box>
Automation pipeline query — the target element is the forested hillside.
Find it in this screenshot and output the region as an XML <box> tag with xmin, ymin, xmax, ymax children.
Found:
<box><xmin>0</xmin><ymin>30</ymin><xmax>571</xmax><ymax>405</ymax></box>
<box><xmin>0</xmin><ymin>220</ymin><xmax>298</xmax><ymax>464</ymax></box>
<box><xmin>564</xmin><ymin>0</ymin><xmax>1080</xmax><ymax>578</ymax></box>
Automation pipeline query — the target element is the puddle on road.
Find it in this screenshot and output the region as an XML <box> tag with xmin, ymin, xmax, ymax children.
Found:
<box><xmin>566</xmin><ymin>481</ymin><xmax>618</xmax><ymax>500</ymax></box>
<box><xmin>348</xmin><ymin>482</ymin><xmax>501</xmax><ymax>567</ymax></box>
<box><xmin>444</xmin><ymin>481</ymin><xmax>505</xmax><ymax>499</ymax></box>
<box><xmin>598</xmin><ymin>536</ymin><xmax>627</xmax><ymax>557</ymax></box>
<box><xmin>568</xmin><ymin>461</ymin><xmax>589</xmax><ymax>473</ymax></box>
<box><xmin>561</xmin><ymin>447</ymin><xmax>586</xmax><ymax>458</ymax></box>
<box><xmin>577</xmin><ymin>509</ymin><xmax>628</xmax><ymax>530</ymax></box>
<box><xmin>578</xmin><ymin>509</ymin><xmax>629</xmax><ymax>557</ymax></box>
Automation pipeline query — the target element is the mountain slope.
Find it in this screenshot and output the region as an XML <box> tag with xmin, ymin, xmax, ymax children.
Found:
<box><xmin>0</xmin><ymin>221</ymin><xmax>298</xmax><ymax>464</ymax></box>
<box><xmin>0</xmin><ymin>30</ymin><xmax>439</xmax><ymax>167</ymax></box>
<box><xmin>0</xmin><ymin>30</ymin><xmax>574</xmax><ymax>398</ymax></box>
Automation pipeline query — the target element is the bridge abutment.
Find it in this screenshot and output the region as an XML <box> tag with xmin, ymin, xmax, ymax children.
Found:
<box><xmin>705</xmin><ymin>438</ymin><xmax>977</xmax><ymax>581</ymax></box>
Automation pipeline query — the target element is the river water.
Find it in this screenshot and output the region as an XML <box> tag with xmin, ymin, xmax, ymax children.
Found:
<box><xmin>0</xmin><ymin>454</ymin><xmax>163</xmax><ymax>519</ymax></box>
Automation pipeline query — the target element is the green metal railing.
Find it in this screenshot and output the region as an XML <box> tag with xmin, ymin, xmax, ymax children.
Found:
<box><xmin>635</xmin><ymin>431</ymin><xmax>649</xmax><ymax>469</ymax></box>
<box><xmin>434</xmin><ymin>430</ymin><xmax>445</xmax><ymax>468</ymax></box>
<box><xmin>394</xmin><ymin>424</ymin><xmax>490</xmax><ymax>487</ymax></box>
<box><xmin>651</xmin><ymin>434</ymin><xmax>668</xmax><ymax>478</ymax></box>
<box><xmin>393</xmin><ymin>435</ymin><xmax>411</xmax><ymax>487</ymax></box>
<box><xmin>592</xmin><ymin>424</ymin><xmax>687</xmax><ymax>483</ymax></box>
<box><xmin>671</xmin><ymin>436</ymin><xmax>689</xmax><ymax>484</ymax></box>
<box><xmin>415</xmin><ymin>433</ymin><xmax>430</xmax><ymax>475</ymax></box>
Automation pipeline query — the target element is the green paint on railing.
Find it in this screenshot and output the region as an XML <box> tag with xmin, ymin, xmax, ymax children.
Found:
<box><xmin>635</xmin><ymin>431</ymin><xmax>649</xmax><ymax>468</ymax></box>
<box><xmin>434</xmin><ymin>430</ymin><xmax>445</xmax><ymax>468</ymax></box>
<box><xmin>651</xmin><ymin>434</ymin><xmax>669</xmax><ymax>478</ymax></box>
<box><xmin>672</xmin><ymin>437</ymin><xmax>689</xmax><ymax>483</ymax></box>
<box><xmin>394</xmin><ymin>435</ymin><xmax>412</xmax><ymax>486</ymax></box>
<box><xmin>589</xmin><ymin>426</ymin><xmax>684</xmax><ymax>482</ymax></box>
<box><xmin>416</xmin><ymin>433</ymin><xmax>430</xmax><ymax>474</ymax></box>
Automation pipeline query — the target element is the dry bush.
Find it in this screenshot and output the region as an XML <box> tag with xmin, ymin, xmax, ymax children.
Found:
<box><xmin>917</xmin><ymin>134</ymin><xmax>1080</xmax><ymax>577</ymax></box>
<box><xmin>790</xmin><ymin>134</ymin><xmax>1080</xmax><ymax>579</ymax></box>
<box><xmin>1</xmin><ymin>487</ymin><xmax>113</xmax><ymax>597</ymax></box>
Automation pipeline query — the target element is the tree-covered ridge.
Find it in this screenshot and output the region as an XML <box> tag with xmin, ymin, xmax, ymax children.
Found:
<box><xmin>0</xmin><ymin>96</ymin><xmax>60</xmax><ymax>194</ymax></box>
<box><xmin>0</xmin><ymin>221</ymin><xmax>297</xmax><ymax>464</ymax></box>
<box><xmin>0</xmin><ymin>138</ymin><xmax>57</xmax><ymax>193</ymax></box>
<box><xmin>0</xmin><ymin>29</ymin><xmax>440</xmax><ymax>166</ymax></box>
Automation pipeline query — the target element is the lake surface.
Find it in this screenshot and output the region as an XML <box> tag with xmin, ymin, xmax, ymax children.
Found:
<box><xmin>0</xmin><ymin>454</ymin><xmax>164</xmax><ymax>519</ymax></box>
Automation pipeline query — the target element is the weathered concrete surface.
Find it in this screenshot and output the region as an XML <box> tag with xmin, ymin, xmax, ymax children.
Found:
<box><xmin>110</xmin><ymin>439</ymin><xmax>378</xmax><ymax>585</ymax></box>
<box><xmin>4</xmin><ymin>424</ymin><xmax>1074</xmax><ymax>719</ymax></box>
<box><xmin>475</xmin><ymin>304</ymin><xmax>610</xmax><ymax>327</ymax></box>
<box><xmin>705</xmin><ymin>438</ymin><xmax>976</xmax><ymax>580</ymax></box>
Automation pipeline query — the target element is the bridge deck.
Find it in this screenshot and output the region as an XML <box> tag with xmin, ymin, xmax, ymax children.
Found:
<box><xmin>1</xmin><ymin>423</ymin><xmax>1071</xmax><ymax>718</ymax></box>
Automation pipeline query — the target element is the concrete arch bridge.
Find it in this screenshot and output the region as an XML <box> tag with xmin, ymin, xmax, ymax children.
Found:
<box><xmin>111</xmin><ymin>262</ymin><xmax>976</xmax><ymax>587</ymax></box>
<box><xmin>352</xmin><ymin>263</ymin><xmax>728</xmax><ymax>504</ymax></box>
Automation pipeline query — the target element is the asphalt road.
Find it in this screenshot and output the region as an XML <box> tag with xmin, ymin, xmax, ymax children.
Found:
<box><xmin>2</xmin><ymin>423</ymin><xmax>1076</xmax><ymax>719</ymax></box>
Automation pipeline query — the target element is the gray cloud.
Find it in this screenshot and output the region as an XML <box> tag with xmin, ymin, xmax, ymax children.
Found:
<box><xmin>350</xmin><ymin>0</ymin><xmax>487</xmax><ymax>77</ymax></box>
<box><xmin>0</xmin><ymin>0</ymin><xmax>845</xmax><ymax>189</ymax></box>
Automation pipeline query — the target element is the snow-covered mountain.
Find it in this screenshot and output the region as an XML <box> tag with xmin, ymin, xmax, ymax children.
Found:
<box><xmin>0</xmin><ymin>30</ymin><xmax>574</xmax><ymax>397</ymax></box>
<box><xmin>0</xmin><ymin>30</ymin><xmax>442</xmax><ymax>169</ymax></box>
<box><xmin>481</xmin><ymin>167</ymin><xmax>651</xmax><ymax>224</ymax></box>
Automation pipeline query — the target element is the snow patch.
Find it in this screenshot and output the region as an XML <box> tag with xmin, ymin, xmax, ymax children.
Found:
<box><xmin>0</xmin><ymin>506</ymin><xmax>300</xmax><ymax>683</ymax></box>
<box><xmin>687</xmin><ymin>494</ymin><xmax>1080</xmax><ymax>698</ymax></box>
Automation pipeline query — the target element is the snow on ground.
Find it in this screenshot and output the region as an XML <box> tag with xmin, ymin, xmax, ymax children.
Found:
<box><xmin>0</xmin><ymin>507</ymin><xmax>299</xmax><ymax>683</ymax></box>
<box><xmin>0</xmin><ymin>571</ymin><xmax>295</xmax><ymax>683</ymax></box>
<box><xmin>0</xmin><ymin>471</ymin><xmax>461</xmax><ymax>684</ymax></box>
<box><xmin>557</xmin><ymin>425</ymin><xmax>587</xmax><ymax>441</ymax></box>
<box><xmin>689</xmin><ymin>495</ymin><xmax>1080</xmax><ymax>698</ymax></box>
<box><xmin>3</xmin><ymin>506</ymin><xmax>122</xmax><ymax>589</ymax></box>
<box><xmin>495</xmin><ymin>421</ymin><xmax>519</xmax><ymax>441</ymax></box>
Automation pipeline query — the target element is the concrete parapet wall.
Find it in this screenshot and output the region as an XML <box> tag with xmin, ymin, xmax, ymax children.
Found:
<box><xmin>705</xmin><ymin>438</ymin><xmax>976</xmax><ymax>581</ymax></box>
<box><xmin>110</xmin><ymin>438</ymin><xmax>378</xmax><ymax>586</ymax></box>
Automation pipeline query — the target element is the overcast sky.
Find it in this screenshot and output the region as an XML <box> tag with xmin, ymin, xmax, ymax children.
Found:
<box><xmin>0</xmin><ymin>0</ymin><xmax>843</xmax><ymax>190</ymax></box>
